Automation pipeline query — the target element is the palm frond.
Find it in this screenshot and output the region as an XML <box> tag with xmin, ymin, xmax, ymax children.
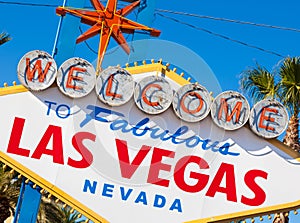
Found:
<box><xmin>278</xmin><ymin>56</ymin><xmax>300</xmax><ymax>114</ymax></box>
<box><xmin>0</xmin><ymin>32</ymin><xmax>11</xmax><ymax>45</ymax></box>
<box><xmin>240</xmin><ymin>64</ymin><xmax>278</xmax><ymax>103</ymax></box>
<box><xmin>0</xmin><ymin>162</ymin><xmax>21</xmax><ymax>222</ymax></box>
<box><xmin>38</xmin><ymin>197</ymin><xmax>86</xmax><ymax>223</ymax></box>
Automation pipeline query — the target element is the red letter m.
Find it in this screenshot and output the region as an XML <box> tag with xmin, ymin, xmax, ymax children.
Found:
<box><xmin>218</xmin><ymin>98</ymin><xmax>243</xmax><ymax>123</ymax></box>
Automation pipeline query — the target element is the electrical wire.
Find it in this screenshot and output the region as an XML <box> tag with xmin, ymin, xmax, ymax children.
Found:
<box><xmin>0</xmin><ymin>0</ymin><xmax>290</xmax><ymax>57</ymax></box>
<box><xmin>79</xmin><ymin>26</ymin><xmax>130</xmax><ymax>55</ymax></box>
<box><xmin>79</xmin><ymin>26</ymin><xmax>98</xmax><ymax>55</ymax></box>
<box><xmin>155</xmin><ymin>9</ymin><xmax>300</xmax><ymax>33</ymax></box>
<box><xmin>1</xmin><ymin>0</ymin><xmax>300</xmax><ymax>34</ymax></box>
<box><xmin>0</xmin><ymin>0</ymin><xmax>56</xmax><ymax>7</ymax></box>
<box><xmin>156</xmin><ymin>13</ymin><xmax>285</xmax><ymax>58</ymax></box>
<box><xmin>0</xmin><ymin>0</ymin><xmax>125</xmax><ymax>8</ymax></box>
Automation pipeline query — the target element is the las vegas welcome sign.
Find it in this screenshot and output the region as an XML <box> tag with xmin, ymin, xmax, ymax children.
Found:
<box><xmin>0</xmin><ymin>50</ymin><xmax>300</xmax><ymax>223</ymax></box>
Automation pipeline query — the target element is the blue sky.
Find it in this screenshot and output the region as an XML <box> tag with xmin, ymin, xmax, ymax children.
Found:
<box><xmin>1</xmin><ymin>0</ymin><xmax>300</xmax><ymax>93</ymax></box>
<box><xmin>0</xmin><ymin>0</ymin><xmax>300</xmax><ymax>222</ymax></box>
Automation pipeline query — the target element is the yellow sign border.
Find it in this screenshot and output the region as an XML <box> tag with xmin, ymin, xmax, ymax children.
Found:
<box><xmin>1</xmin><ymin>61</ymin><xmax>300</xmax><ymax>222</ymax></box>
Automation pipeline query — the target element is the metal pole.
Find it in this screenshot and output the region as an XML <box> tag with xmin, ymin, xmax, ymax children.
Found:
<box><xmin>16</xmin><ymin>182</ymin><xmax>41</xmax><ymax>223</ymax></box>
<box><xmin>14</xmin><ymin>0</ymin><xmax>86</xmax><ymax>222</ymax></box>
<box><xmin>52</xmin><ymin>0</ymin><xmax>67</xmax><ymax>57</ymax></box>
<box><xmin>12</xmin><ymin>178</ymin><xmax>25</xmax><ymax>223</ymax></box>
<box><xmin>53</xmin><ymin>0</ymin><xmax>86</xmax><ymax>66</ymax></box>
<box><xmin>129</xmin><ymin>0</ymin><xmax>157</xmax><ymax>62</ymax></box>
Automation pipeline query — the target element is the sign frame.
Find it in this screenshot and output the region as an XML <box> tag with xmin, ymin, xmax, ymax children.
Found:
<box><xmin>1</xmin><ymin>61</ymin><xmax>300</xmax><ymax>223</ymax></box>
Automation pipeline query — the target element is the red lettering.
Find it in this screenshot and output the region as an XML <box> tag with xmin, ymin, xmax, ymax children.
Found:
<box><xmin>116</xmin><ymin>139</ymin><xmax>151</xmax><ymax>178</ymax></box>
<box><xmin>26</xmin><ymin>58</ymin><xmax>52</xmax><ymax>82</ymax></box>
<box><xmin>206</xmin><ymin>163</ymin><xmax>237</xmax><ymax>202</ymax></box>
<box><xmin>106</xmin><ymin>74</ymin><xmax>122</xmax><ymax>98</ymax></box>
<box><xmin>241</xmin><ymin>170</ymin><xmax>268</xmax><ymax>206</ymax></box>
<box><xmin>31</xmin><ymin>125</ymin><xmax>64</xmax><ymax>164</ymax></box>
<box><xmin>181</xmin><ymin>92</ymin><xmax>203</xmax><ymax>114</ymax></box>
<box><xmin>66</xmin><ymin>66</ymin><xmax>86</xmax><ymax>90</ymax></box>
<box><xmin>7</xmin><ymin>117</ymin><xmax>30</xmax><ymax>157</ymax></box>
<box><xmin>174</xmin><ymin>156</ymin><xmax>209</xmax><ymax>193</ymax></box>
<box><xmin>258</xmin><ymin>107</ymin><xmax>278</xmax><ymax>131</ymax></box>
<box><xmin>147</xmin><ymin>147</ymin><xmax>175</xmax><ymax>187</ymax></box>
<box><xmin>142</xmin><ymin>84</ymin><xmax>162</xmax><ymax>106</ymax></box>
<box><xmin>218</xmin><ymin>98</ymin><xmax>242</xmax><ymax>123</ymax></box>
<box><xmin>67</xmin><ymin>132</ymin><xmax>95</xmax><ymax>168</ymax></box>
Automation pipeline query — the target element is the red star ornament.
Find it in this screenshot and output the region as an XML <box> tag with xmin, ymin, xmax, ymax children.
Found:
<box><xmin>56</xmin><ymin>0</ymin><xmax>161</xmax><ymax>72</ymax></box>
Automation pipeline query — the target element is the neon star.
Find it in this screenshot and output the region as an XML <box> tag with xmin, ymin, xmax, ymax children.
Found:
<box><xmin>56</xmin><ymin>0</ymin><xmax>161</xmax><ymax>72</ymax></box>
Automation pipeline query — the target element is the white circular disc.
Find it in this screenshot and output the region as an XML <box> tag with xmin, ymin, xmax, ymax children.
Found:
<box><xmin>134</xmin><ymin>76</ymin><xmax>173</xmax><ymax>115</ymax></box>
<box><xmin>249</xmin><ymin>99</ymin><xmax>289</xmax><ymax>138</ymax></box>
<box><xmin>211</xmin><ymin>91</ymin><xmax>250</xmax><ymax>130</ymax></box>
<box><xmin>57</xmin><ymin>57</ymin><xmax>96</xmax><ymax>98</ymax></box>
<box><xmin>95</xmin><ymin>66</ymin><xmax>134</xmax><ymax>106</ymax></box>
<box><xmin>17</xmin><ymin>50</ymin><xmax>57</xmax><ymax>91</ymax></box>
<box><xmin>173</xmin><ymin>83</ymin><xmax>211</xmax><ymax>122</ymax></box>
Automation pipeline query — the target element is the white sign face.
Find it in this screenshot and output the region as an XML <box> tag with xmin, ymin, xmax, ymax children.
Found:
<box><xmin>1</xmin><ymin>68</ymin><xmax>299</xmax><ymax>223</ymax></box>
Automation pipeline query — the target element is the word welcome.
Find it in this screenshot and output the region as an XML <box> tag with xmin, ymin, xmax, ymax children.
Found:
<box><xmin>18</xmin><ymin>50</ymin><xmax>289</xmax><ymax>138</ymax></box>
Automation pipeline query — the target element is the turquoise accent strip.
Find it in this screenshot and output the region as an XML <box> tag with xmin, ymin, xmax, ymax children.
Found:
<box><xmin>53</xmin><ymin>0</ymin><xmax>86</xmax><ymax>66</ymax></box>
<box><xmin>15</xmin><ymin>181</ymin><xmax>42</xmax><ymax>223</ymax></box>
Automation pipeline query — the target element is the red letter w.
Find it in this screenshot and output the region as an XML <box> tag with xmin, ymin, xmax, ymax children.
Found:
<box><xmin>26</xmin><ymin>58</ymin><xmax>52</xmax><ymax>82</ymax></box>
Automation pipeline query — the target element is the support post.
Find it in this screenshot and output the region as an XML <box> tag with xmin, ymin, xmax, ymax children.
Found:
<box><xmin>53</xmin><ymin>0</ymin><xmax>86</xmax><ymax>66</ymax></box>
<box><xmin>129</xmin><ymin>0</ymin><xmax>157</xmax><ymax>62</ymax></box>
<box><xmin>13</xmin><ymin>180</ymin><xmax>41</xmax><ymax>223</ymax></box>
<box><xmin>14</xmin><ymin>0</ymin><xmax>86</xmax><ymax>222</ymax></box>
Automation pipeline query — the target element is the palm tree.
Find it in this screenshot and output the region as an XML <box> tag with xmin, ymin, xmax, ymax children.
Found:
<box><xmin>240</xmin><ymin>64</ymin><xmax>278</xmax><ymax>101</ymax></box>
<box><xmin>273</xmin><ymin>212</ymin><xmax>289</xmax><ymax>223</ymax></box>
<box><xmin>240</xmin><ymin>57</ymin><xmax>300</xmax><ymax>223</ymax></box>
<box><xmin>0</xmin><ymin>163</ymin><xmax>21</xmax><ymax>223</ymax></box>
<box><xmin>0</xmin><ymin>32</ymin><xmax>11</xmax><ymax>46</ymax></box>
<box><xmin>37</xmin><ymin>198</ymin><xmax>85</xmax><ymax>223</ymax></box>
<box><xmin>0</xmin><ymin>161</ymin><xmax>84</xmax><ymax>223</ymax></box>
<box><xmin>240</xmin><ymin>57</ymin><xmax>300</xmax><ymax>151</ymax></box>
<box><xmin>278</xmin><ymin>57</ymin><xmax>300</xmax><ymax>151</ymax></box>
<box><xmin>59</xmin><ymin>208</ymin><xmax>85</xmax><ymax>223</ymax></box>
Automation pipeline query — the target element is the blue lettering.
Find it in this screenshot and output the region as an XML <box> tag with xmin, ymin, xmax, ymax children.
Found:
<box><xmin>44</xmin><ymin>100</ymin><xmax>57</xmax><ymax>116</ymax></box>
<box><xmin>149</xmin><ymin>127</ymin><xmax>170</xmax><ymax>140</ymax></box>
<box><xmin>169</xmin><ymin>199</ymin><xmax>182</xmax><ymax>213</ymax></box>
<box><xmin>186</xmin><ymin>135</ymin><xmax>201</xmax><ymax>147</ymax></box>
<box><xmin>153</xmin><ymin>194</ymin><xmax>166</xmax><ymax>208</ymax></box>
<box><xmin>201</xmin><ymin>139</ymin><xmax>219</xmax><ymax>151</ymax></box>
<box><xmin>56</xmin><ymin>104</ymin><xmax>70</xmax><ymax>119</ymax></box>
<box><xmin>102</xmin><ymin>183</ymin><xmax>114</xmax><ymax>198</ymax></box>
<box><xmin>80</xmin><ymin>105</ymin><xmax>124</xmax><ymax>127</ymax></box>
<box><xmin>120</xmin><ymin>187</ymin><xmax>133</xmax><ymax>201</ymax></box>
<box><xmin>79</xmin><ymin>105</ymin><xmax>239</xmax><ymax>157</ymax></box>
<box><xmin>135</xmin><ymin>191</ymin><xmax>147</xmax><ymax>205</ymax></box>
<box><xmin>171</xmin><ymin>126</ymin><xmax>189</xmax><ymax>144</ymax></box>
<box><xmin>219</xmin><ymin>142</ymin><xmax>239</xmax><ymax>156</ymax></box>
<box><xmin>110</xmin><ymin>119</ymin><xmax>131</xmax><ymax>133</ymax></box>
<box><xmin>132</xmin><ymin>118</ymin><xmax>150</xmax><ymax>136</ymax></box>
<box><xmin>83</xmin><ymin>179</ymin><xmax>97</xmax><ymax>194</ymax></box>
